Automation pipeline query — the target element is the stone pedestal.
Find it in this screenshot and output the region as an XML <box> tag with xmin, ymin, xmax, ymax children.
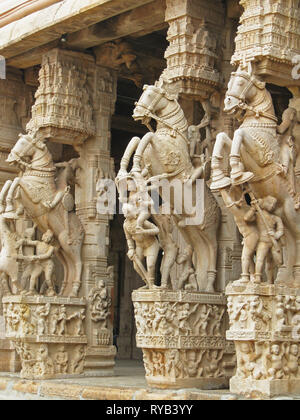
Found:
<box><xmin>3</xmin><ymin>295</ymin><xmax>87</xmax><ymax>380</ymax></box>
<box><xmin>132</xmin><ymin>290</ymin><xmax>235</xmax><ymax>389</ymax></box>
<box><xmin>226</xmin><ymin>282</ymin><xmax>300</xmax><ymax>398</ymax></box>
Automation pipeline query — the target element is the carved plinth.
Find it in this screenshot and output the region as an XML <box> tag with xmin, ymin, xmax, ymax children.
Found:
<box><xmin>132</xmin><ymin>290</ymin><xmax>235</xmax><ymax>390</ymax></box>
<box><xmin>3</xmin><ymin>296</ymin><xmax>87</xmax><ymax>380</ymax></box>
<box><xmin>226</xmin><ymin>282</ymin><xmax>300</xmax><ymax>398</ymax></box>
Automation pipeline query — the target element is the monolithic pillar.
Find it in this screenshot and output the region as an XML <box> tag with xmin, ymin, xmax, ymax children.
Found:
<box><xmin>75</xmin><ymin>63</ymin><xmax>117</xmax><ymax>375</ymax></box>
<box><xmin>0</xmin><ymin>68</ymin><xmax>34</xmax><ymax>373</ymax></box>
<box><xmin>119</xmin><ymin>0</ymin><xmax>237</xmax><ymax>389</ymax></box>
<box><xmin>1</xmin><ymin>49</ymin><xmax>117</xmax><ymax>378</ymax></box>
<box><xmin>223</xmin><ymin>0</ymin><xmax>300</xmax><ymax>398</ymax></box>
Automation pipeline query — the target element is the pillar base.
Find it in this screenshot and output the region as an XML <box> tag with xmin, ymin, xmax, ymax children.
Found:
<box><xmin>132</xmin><ymin>289</ymin><xmax>235</xmax><ymax>390</ymax></box>
<box><xmin>230</xmin><ymin>377</ymin><xmax>300</xmax><ymax>398</ymax></box>
<box><xmin>226</xmin><ymin>281</ymin><xmax>300</xmax><ymax>398</ymax></box>
<box><xmin>3</xmin><ymin>295</ymin><xmax>87</xmax><ymax>380</ymax></box>
<box><xmin>84</xmin><ymin>345</ymin><xmax>116</xmax><ymax>377</ymax></box>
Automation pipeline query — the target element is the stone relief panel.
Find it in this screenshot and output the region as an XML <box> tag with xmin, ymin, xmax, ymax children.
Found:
<box><xmin>3</xmin><ymin>295</ymin><xmax>87</xmax><ymax>379</ymax></box>
<box><xmin>132</xmin><ymin>290</ymin><xmax>235</xmax><ymax>389</ymax></box>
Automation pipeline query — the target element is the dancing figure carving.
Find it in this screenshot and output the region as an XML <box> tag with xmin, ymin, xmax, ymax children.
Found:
<box><xmin>116</xmin><ymin>77</ymin><xmax>220</xmax><ymax>292</ymax></box>
<box><xmin>211</xmin><ymin>63</ymin><xmax>300</xmax><ymax>283</ymax></box>
<box><xmin>1</xmin><ymin>134</ymin><xmax>84</xmax><ymax>296</ymax></box>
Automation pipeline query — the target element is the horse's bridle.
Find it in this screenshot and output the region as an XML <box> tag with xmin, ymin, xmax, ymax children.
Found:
<box><xmin>10</xmin><ymin>135</ymin><xmax>55</xmax><ymax>173</ymax></box>
<box><xmin>226</xmin><ymin>71</ymin><xmax>278</xmax><ymax>123</ymax></box>
<box><xmin>134</xmin><ymin>85</ymin><xmax>189</xmax><ymax>144</ymax></box>
<box><xmin>134</xmin><ymin>85</ymin><xmax>165</xmax><ymax>118</ymax></box>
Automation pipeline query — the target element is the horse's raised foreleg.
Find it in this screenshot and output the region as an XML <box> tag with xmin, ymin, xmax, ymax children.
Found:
<box><xmin>118</xmin><ymin>136</ymin><xmax>140</xmax><ymax>178</ymax></box>
<box><xmin>5</xmin><ymin>177</ymin><xmax>20</xmax><ymax>213</ymax></box>
<box><xmin>0</xmin><ymin>180</ymin><xmax>12</xmax><ymax>213</ymax></box>
<box><xmin>230</xmin><ymin>129</ymin><xmax>254</xmax><ymax>185</ymax></box>
<box><xmin>132</xmin><ymin>132</ymin><xmax>155</xmax><ymax>173</ymax></box>
<box><xmin>210</xmin><ymin>132</ymin><xmax>232</xmax><ymax>191</ymax></box>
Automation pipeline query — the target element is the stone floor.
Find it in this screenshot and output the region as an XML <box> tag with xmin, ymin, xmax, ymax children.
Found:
<box><xmin>0</xmin><ymin>360</ymin><xmax>298</xmax><ymax>400</ymax></box>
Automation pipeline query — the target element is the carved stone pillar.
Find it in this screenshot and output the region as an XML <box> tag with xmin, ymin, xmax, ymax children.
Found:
<box><xmin>226</xmin><ymin>282</ymin><xmax>300</xmax><ymax>398</ymax></box>
<box><xmin>0</xmin><ymin>68</ymin><xmax>35</xmax><ymax>373</ymax></box>
<box><xmin>164</xmin><ymin>0</ymin><xmax>225</xmax><ymax>99</ymax></box>
<box><xmin>1</xmin><ymin>50</ymin><xmax>117</xmax><ymax>378</ymax></box>
<box><xmin>132</xmin><ymin>290</ymin><xmax>235</xmax><ymax>389</ymax></box>
<box><xmin>232</xmin><ymin>0</ymin><xmax>300</xmax><ymax>86</ymax></box>
<box><xmin>75</xmin><ymin>64</ymin><xmax>117</xmax><ymax>375</ymax></box>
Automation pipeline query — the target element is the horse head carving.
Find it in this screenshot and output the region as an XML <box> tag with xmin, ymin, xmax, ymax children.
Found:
<box><xmin>225</xmin><ymin>64</ymin><xmax>267</xmax><ymax>117</ymax></box>
<box><xmin>7</xmin><ymin>133</ymin><xmax>47</xmax><ymax>165</ymax></box>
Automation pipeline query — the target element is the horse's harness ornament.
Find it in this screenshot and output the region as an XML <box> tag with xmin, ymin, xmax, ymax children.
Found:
<box><xmin>228</xmin><ymin>71</ymin><xmax>278</xmax><ymax>124</ymax></box>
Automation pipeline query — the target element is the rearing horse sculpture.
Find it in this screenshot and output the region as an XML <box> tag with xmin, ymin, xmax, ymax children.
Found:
<box><xmin>211</xmin><ymin>64</ymin><xmax>300</xmax><ymax>284</ymax></box>
<box><xmin>1</xmin><ymin>134</ymin><xmax>84</xmax><ymax>297</ymax></box>
<box><xmin>117</xmin><ymin>78</ymin><xmax>221</xmax><ymax>292</ymax></box>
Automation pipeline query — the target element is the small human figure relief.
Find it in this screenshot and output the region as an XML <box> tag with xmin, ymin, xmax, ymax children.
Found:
<box><xmin>34</xmin><ymin>303</ymin><xmax>51</xmax><ymax>335</ymax></box>
<box><xmin>4</xmin><ymin>303</ymin><xmax>35</xmax><ymax>336</ymax></box>
<box><xmin>153</xmin><ymin>214</ymin><xmax>178</xmax><ymax>290</ymax></box>
<box><xmin>67</xmin><ymin>309</ymin><xmax>85</xmax><ymax>336</ymax></box>
<box><xmin>193</xmin><ymin>304</ymin><xmax>213</xmax><ymax>336</ymax></box>
<box><xmin>209</xmin><ymin>306</ymin><xmax>226</xmax><ymax>337</ymax></box>
<box><xmin>69</xmin><ymin>345</ymin><xmax>86</xmax><ymax>375</ymax></box>
<box><xmin>133</xmin><ymin>302</ymin><xmax>147</xmax><ymax>335</ymax></box>
<box><xmin>266</xmin><ymin>343</ymin><xmax>286</xmax><ymax>380</ymax></box>
<box><xmin>230</xmin><ymin>296</ymin><xmax>249</xmax><ymax>330</ymax></box>
<box><xmin>89</xmin><ymin>281</ymin><xmax>112</xmax><ymax>330</ymax></box>
<box><xmin>17</xmin><ymin>229</ymin><xmax>57</xmax><ymax>296</ymax></box>
<box><xmin>185</xmin><ymin>350</ymin><xmax>206</xmax><ymax>378</ymax></box>
<box><xmin>274</xmin><ymin>294</ymin><xmax>300</xmax><ymax>334</ymax></box>
<box><xmin>151</xmin><ymin>351</ymin><xmax>165</xmax><ymax>377</ymax></box>
<box><xmin>152</xmin><ymin>302</ymin><xmax>177</xmax><ymax>335</ymax></box>
<box><xmin>35</xmin><ymin>344</ymin><xmax>54</xmax><ymax>378</ymax></box>
<box><xmin>15</xmin><ymin>342</ymin><xmax>36</xmax><ymax>378</ymax></box>
<box><xmin>275</xmin><ymin>295</ymin><xmax>289</xmax><ymax>331</ymax></box>
<box><xmin>244</xmin><ymin>194</ymin><xmax>284</xmax><ymax>284</ymax></box>
<box><xmin>176</xmin><ymin>246</ymin><xmax>198</xmax><ymax>291</ymax></box>
<box><xmin>123</xmin><ymin>202</ymin><xmax>160</xmax><ymax>290</ymax></box>
<box><xmin>54</xmin><ymin>305</ymin><xmax>67</xmax><ymax>336</ymax></box>
<box><xmin>205</xmin><ymin>350</ymin><xmax>225</xmax><ymax>378</ymax></box>
<box><xmin>277</xmin><ymin>107</ymin><xmax>298</xmax><ymax>203</ymax></box>
<box><xmin>220</xmin><ymin>186</ymin><xmax>258</xmax><ymax>284</ymax></box>
<box><xmin>249</xmin><ymin>296</ymin><xmax>271</xmax><ymax>331</ymax></box>
<box><xmin>236</xmin><ymin>342</ymin><xmax>265</xmax><ymax>380</ymax></box>
<box><xmin>55</xmin><ymin>345</ymin><xmax>69</xmax><ymax>375</ymax></box>
<box><xmin>188</xmin><ymin>102</ymin><xmax>216</xmax><ymax>161</ymax></box>
<box><xmin>284</xmin><ymin>343</ymin><xmax>300</xmax><ymax>378</ymax></box>
<box><xmin>177</xmin><ymin>303</ymin><xmax>199</xmax><ymax>336</ymax></box>
<box><xmin>119</xmin><ymin>169</ymin><xmax>164</xmax><ymax>234</ymax></box>
<box><xmin>165</xmin><ymin>349</ymin><xmax>186</xmax><ymax>379</ymax></box>
<box><xmin>0</xmin><ymin>215</ymin><xmax>23</xmax><ymax>294</ymax></box>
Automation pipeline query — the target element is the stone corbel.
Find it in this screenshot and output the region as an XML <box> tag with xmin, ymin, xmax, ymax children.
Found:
<box><xmin>164</xmin><ymin>0</ymin><xmax>225</xmax><ymax>100</ymax></box>
<box><xmin>27</xmin><ymin>49</ymin><xmax>96</xmax><ymax>145</ymax></box>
